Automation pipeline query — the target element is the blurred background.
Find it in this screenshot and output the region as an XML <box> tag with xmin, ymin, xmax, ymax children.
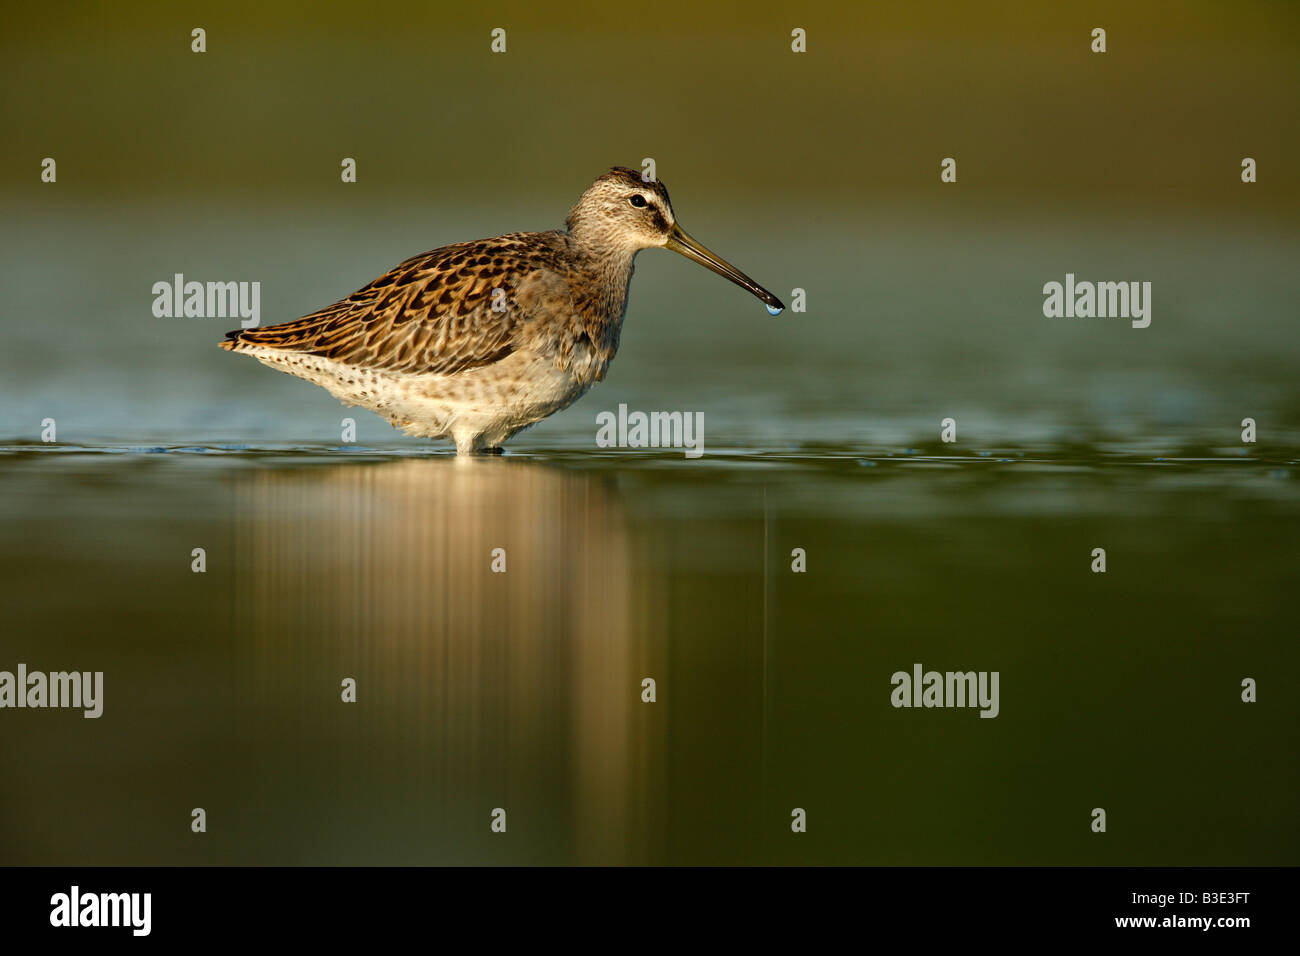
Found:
<box><xmin>0</xmin><ymin>0</ymin><xmax>1296</xmax><ymax>864</ymax></box>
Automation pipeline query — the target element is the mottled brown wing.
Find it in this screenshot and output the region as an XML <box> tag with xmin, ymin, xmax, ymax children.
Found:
<box><xmin>223</xmin><ymin>234</ymin><xmax>558</xmax><ymax>375</ymax></box>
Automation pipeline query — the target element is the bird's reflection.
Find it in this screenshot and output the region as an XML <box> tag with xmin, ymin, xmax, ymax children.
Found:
<box><xmin>232</xmin><ymin>457</ymin><xmax>662</xmax><ymax>863</ymax></box>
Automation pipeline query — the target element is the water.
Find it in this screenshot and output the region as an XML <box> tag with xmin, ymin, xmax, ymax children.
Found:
<box><xmin>0</xmin><ymin>439</ymin><xmax>1295</xmax><ymax>865</ymax></box>
<box><xmin>5</xmin><ymin>195</ymin><xmax>1297</xmax><ymax>449</ymax></box>
<box><xmin>2</xmin><ymin>194</ymin><xmax>1298</xmax><ymax>864</ymax></box>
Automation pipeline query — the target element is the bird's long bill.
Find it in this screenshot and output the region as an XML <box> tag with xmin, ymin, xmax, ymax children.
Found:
<box><xmin>665</xmin><ymin>225</ymin><xmax>785</xmax><ymax>313</ymax></box>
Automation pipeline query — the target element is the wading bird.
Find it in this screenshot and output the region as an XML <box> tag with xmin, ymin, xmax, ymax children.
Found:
<box><xmin>221</xmin><ymin>167</ymin><xmax>783</xmax><ymax>454</ymax></box>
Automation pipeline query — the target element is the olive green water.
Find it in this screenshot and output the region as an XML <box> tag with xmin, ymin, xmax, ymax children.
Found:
<box><xmin>0</xmin><ymin>440</ymin><xmax>1296</xmax><ymax>865</ymax></box>
<box><xmin>2</xmin><ymin>198</ymin><xmax>1298</xmax><ymax>866</ymax></box>
<box><xmin>2</xmin><ymin>199</ymin><xmax>1297</xmax><ymax>866</ymax></box>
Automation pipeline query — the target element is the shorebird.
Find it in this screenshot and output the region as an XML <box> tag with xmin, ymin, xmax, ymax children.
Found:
<box><xmin>220</xmin><ymin>167</ymin><xmax>783</xmax><ymax>454</ymax></box>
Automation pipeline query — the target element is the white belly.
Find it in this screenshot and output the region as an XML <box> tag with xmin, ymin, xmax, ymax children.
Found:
<box><xmin>241</xmin><ymin>345</ymin><xmax>603</xmax><ymax>452</ymax></box>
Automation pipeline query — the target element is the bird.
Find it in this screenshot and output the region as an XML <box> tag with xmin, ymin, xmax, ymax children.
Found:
<box><xmin>220</xmin><ymin>166</ymin><xmax>783</xmax><ymax>455</ymax></box>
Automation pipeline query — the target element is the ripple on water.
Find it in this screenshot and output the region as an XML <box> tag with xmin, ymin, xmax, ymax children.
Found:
<box><xmin>0</xmin><ymin>439</ymin><xmax>1295</xmax><ymax>477</ymax></box>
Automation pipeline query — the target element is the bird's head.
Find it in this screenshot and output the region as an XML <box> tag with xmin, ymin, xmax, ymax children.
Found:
<box><xmin>565</xmin><ymin>167</ymin><xmax>784</xmax><ymax>314</ymax></box>
<box><xmin>566</xmin><ymin>167</ymin><xmax>677</xmax><ymax>250</ymax></box>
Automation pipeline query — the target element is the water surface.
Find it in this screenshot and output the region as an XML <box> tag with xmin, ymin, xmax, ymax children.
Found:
<box><xmin>1</xmin><ymin>442</ymin><xmax>1294</xmax><ymax>865</ymax></box>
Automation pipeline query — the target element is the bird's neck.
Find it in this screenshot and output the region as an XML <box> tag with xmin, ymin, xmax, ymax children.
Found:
<box><xmin>554</xmin><ymin>232</ymin><xmax>639</xmax><ymax>361</ymax></box>
<box><xmin>570</xmin><ymin>233</ymin><xmax>639</xmax><ymax>319</ymax></box>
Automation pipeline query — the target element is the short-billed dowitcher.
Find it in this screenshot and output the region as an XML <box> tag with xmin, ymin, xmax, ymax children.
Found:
<box><xmin>220</xmin><ymin>167</ymin><xmax>783</xmax><ymax>454</ymax></box>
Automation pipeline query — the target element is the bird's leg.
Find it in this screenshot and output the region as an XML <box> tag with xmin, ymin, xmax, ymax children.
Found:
<box><xmin>452</xmin><ymin>429</ymin><xmax>504</xmax><ymax>456</ymax></box>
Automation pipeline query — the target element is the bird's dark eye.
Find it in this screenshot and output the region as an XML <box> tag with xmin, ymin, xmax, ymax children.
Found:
<box><xmin>628</xmin><ymin>195</ymin><xmax>647</xmax><ymax>208</ymax></box>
